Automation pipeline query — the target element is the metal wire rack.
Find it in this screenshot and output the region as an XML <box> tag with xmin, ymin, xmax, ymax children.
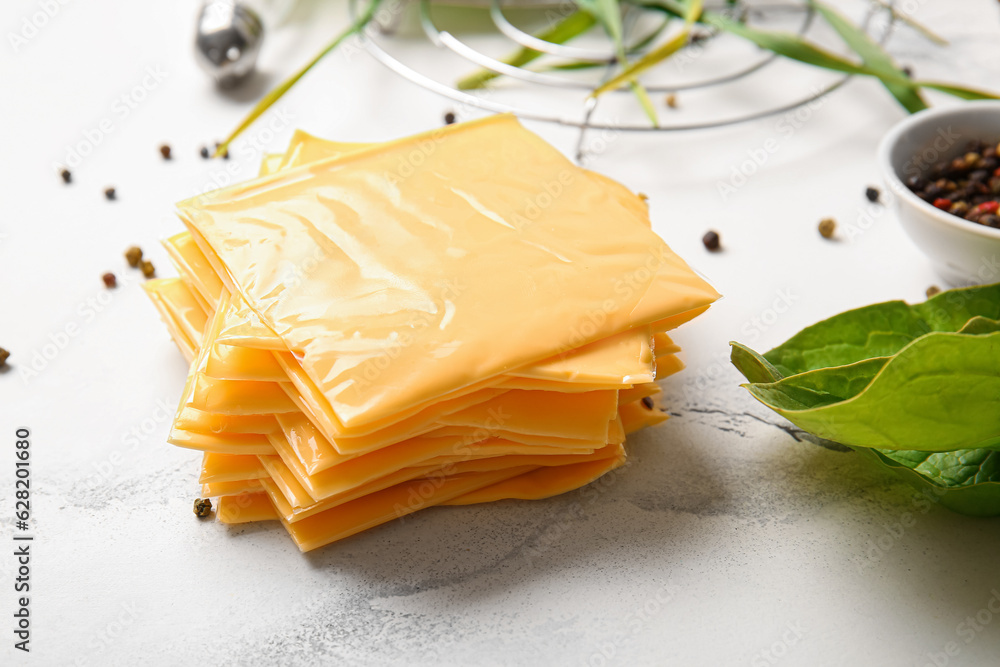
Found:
<box><xmin>349</xmin><ymin>0</ymin><xmax>896</xmax><ymax>158</ymax></box>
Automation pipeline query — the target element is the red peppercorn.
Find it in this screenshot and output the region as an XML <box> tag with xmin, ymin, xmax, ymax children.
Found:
<box><xmin>932</xmin><ymin>198</ymin><xmax>952</xmax><ymax>210</ymax></box>
<box><xmin>973</xmin><ymin>201</ymin><xmax>1000</xmax><ymax>215</ymax></box>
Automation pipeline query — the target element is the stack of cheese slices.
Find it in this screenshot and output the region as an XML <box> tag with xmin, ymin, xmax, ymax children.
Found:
<box><xmin>144</xmin><ymin>115</ymin><xmax>720</xmax><ymax>552</ymax></box>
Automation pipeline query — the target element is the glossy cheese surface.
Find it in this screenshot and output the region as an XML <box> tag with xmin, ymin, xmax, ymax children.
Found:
<box><xmin>177</xmin><ymin>115</ymin><xmax>719</xmax><ymax>430</ymax></box>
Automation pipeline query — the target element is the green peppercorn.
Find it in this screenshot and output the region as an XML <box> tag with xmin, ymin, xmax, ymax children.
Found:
<box><xmin>125</xmin><ymin>246</ymin><xmax>143</xmax><ymax>268</ymax></box>
<box><xmin>926</xmin><ymin>285</ymin><xmax>941</xmax><ymax>299</ymax></box>
<box><xmin>0</xmin><ymin>348</ymin><xmax>9</xmax><ymax>366</ymax></box>
<box><xmin>193</xmin><ymin>498</ymin><xmax>213</xmax><ymax>518</ymax></box>
<box><xmin>818</xmin><ymin>218</ymin><xmax>836</xmax><ymax>239</ymax></box>
<box><xmin>140</xmin><ymin>260</ymin><xmax>155</xmax><ymax>278</ymax></box>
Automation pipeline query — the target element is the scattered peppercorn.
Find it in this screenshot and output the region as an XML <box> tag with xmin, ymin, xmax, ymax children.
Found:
<box><xmin>902</xmin><ymin>66</ymin><xmax>913</xmax><ymax>78</ymax></box>
<box><xmin>193</xmin><ymin>498</ymin><xmax>213</xmax><ymax>518</ymax></box>
<box><xmin>665</xmin><ymin>93</ymin><xmax>678</xmax><ymax>109</ymax></box>
<box><xmin>140</xmin><ymin>260</ymin><xmax>156</xmax><ymax>278</ymax></box>
<box><xmin>444</xmin><ymin>111</ymin><xmax>457</xmax><ymax>125</ymax></box>
<box><xmin>60</xmin><ymin>168</ymin><xmax>72</xmax><ymax>184</ymax></box>
<box><xmin>200</xmin><ymin>146</ymin><xmax>210</xmax><ymax>159</ymax></box>
<box><xmin>125</xmin><ymin>246</ymin><xmax>143</xmax><ymax>268</ymax></box>
<box><xmin>818</xmin><ymin>217</ymin><xmax>836</xmax><ymax>239</ymax></box>
<box><xmin>641</xmin><ymin>396</ymin><xmax>655</xmax><ymax>410</ymax></box>
<box><xmin>926</xmin><ymin>285</ymin><xmax>941</xmax><ymax>298</ymax></box>
<box><xmin>702</xmin><ymin>230</ymin><xmax>721</xmax><ymax>251</ymax></box>
<box><xmin>159</xmin><ymin>144</ymin><xmax>172</xmax><ymax>160</ymax></box>
<box><xmin>904</xmin><ymin>138</ymin><xmax>1000</xmax><ymax>230</ymax></box>
<box><xmin>102</xmin><ymin>272</ymin><xmax>117</xmax><ymax>288</ymax></box>
<box><xmin>215</xmin><ymin>142</ymin><xmax>229</xmax><ymax>159</ymax></box>
<box><xmin>0</xmin><ymin>348</ymin><xmax>9</xmax><ymax>366</ymax></box>
<box><xmin>865</xmin><ymin>186</ymin><xmax>881</xmax><ymax>203</ymax></box>
<box><xmin>104</xmin><ymin>187</ymin><xmax>116</xmax><ymax>201</ymax></box>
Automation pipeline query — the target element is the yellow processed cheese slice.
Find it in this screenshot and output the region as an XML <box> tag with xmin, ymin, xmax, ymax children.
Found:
<box><xmin>262</xmin><ymin>441</ymin><xmax>627</xmax><ymax>522</ymax></box>
<box><xmin>620</xmin><ymin>400</ymin><xmax>669</xmax><ymax>434</ymax></box>
<box><xmin>177</xmin><ymin>114</ymin><xmax>719</xmax><ymax>431</ymax></box>
<box><xmin>185</xmin><ymin>221</ymin><xmax>662</xmax><ymax>391</ymax></box>
<box><xmin>277</xmin><ymin>129</ymin><xmax>372</xmax><ymax>171</ymax></box>
<box><xmin>151</xmin><ymin>280</ymin><xmax>658</xmax><ymax>469</ymax></box>
<box><xmin>259</xmin><ymin>153</ymin><xmax>285</xmax><ymax>177</ymax></box>
<box><xmin>168</xmin><ymin>428</ymin><xmax>274</xmax><ymax>455</ymax></box>
<box><xmin>162</xmin><ymin>232</ymin><xmax>225</xmax><ymax>309</ymax></box>
<box><xmin>268</xmin><ymin>425</ymin><xmax>607</xmax><ymax>505</ymax></box>
<box><xmin>228</xmin><ymin>452</ymin><xmax>623</xmax><ymax>550</ymax></box>
<box><xmin>217</xmin><ymin>492</ymin><xmax>279</xmax><ymax>524</ymax></box>
<box><xmin>274</xmin><ymin>467</ymin><xmax>537</xmax><ymax>550</ymax></box>
<box><xmin>164</xmin><ymin>225</ymin><xmax>661</xmax><ymax>388</ymax></box>
<box><xmin>167</xmin><ymin>292</ymin><xmax>277</xmax><ymax>455</ymax></box>
<box><xmin>443</xmin><ymin>455</ymin><xmax>626</xmax><ymax>505</ymax></box>
<box><xmin>143</xmin><ymin>278</ymin><xmax>207</xmax><ymax>363</ymax></box>
<box><xmin>175</xmin><ymin>408</ymin><xmax>279</xmax><ymax>436</ymax></box>
<box><xmin>165</xmin><ymin>133</ymin><xmax>664</xmax><ymax>390</ymax></box>
<box><xmin>145</xmin><ymin>275</ymin><xmax>639</xmax><ymax>455</ymax></box>
<box><xmin>199</xmin><ymin>452</ymin><xmax>269</xmax><ymax>483</ymax></box>
<box><xmin>202</xmin><ymin>478</ymin><xmax>264</xmax><ymax>497</ymax></box>
<box><xmin>619</xmin><ymin>383</ymin><xmax>661</xmax><ymax>406</ymax></box>
<box><xmin>437</xmin><ymin>388</ymin><xmax>619</xmax><ymax>440</ymax></box>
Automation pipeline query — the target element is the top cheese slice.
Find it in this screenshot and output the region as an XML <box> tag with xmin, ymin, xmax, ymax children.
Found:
<box><xmin>177</xmin><ymin>114</ymin><xmax>718</xmax><ymax>429</ymax></box>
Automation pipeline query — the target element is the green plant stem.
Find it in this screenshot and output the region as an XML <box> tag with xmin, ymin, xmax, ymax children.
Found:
<box><xmin>215</xmin><ymin>0</ymin><xmax>385</xmax><ymax>158</ymax></box>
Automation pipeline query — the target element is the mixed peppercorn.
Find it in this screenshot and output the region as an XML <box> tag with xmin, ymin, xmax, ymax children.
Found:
<box><xmin>193</xmin><ymin>498</ymin><xmax>213</xmax><ymax>518</ymax></box>
<box><xmin>905</xmin><ymin>139</ymin><xmax>1000</xmax><ymax>229</ymax></box>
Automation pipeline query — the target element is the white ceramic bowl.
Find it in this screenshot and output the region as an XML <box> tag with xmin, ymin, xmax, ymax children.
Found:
<box><xmin>878</xmin><ymin>102</ymin><xmax>1000</xmax><ymax>286</ymax></box>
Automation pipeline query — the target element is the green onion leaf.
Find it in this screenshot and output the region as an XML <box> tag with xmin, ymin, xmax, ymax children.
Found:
<box><xmin>456</xmin><ymin>11</ymin><xmax>597</xmax><ymax>91</ymax></box>
<box><xmin>215</xmin><ymin>0</ymin><xmax>385</xmax><ymax>157</ymax></box>
<box><xmin>810</xmin><ymin>1</ymin><xmax>927</xmax><ymax>114</ymax></box>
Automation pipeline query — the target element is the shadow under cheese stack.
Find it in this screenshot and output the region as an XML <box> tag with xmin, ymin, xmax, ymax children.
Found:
<box><xmin>143</xmin><ymin>115</ymin><xmax>720</xmax><ymax>552</ymax></box>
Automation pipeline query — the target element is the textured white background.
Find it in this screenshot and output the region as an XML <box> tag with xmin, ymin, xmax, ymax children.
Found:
<box><xmin>1</xmin><ymin>0</ymin><xmax>999</xmax><ymax>665</ymax></box>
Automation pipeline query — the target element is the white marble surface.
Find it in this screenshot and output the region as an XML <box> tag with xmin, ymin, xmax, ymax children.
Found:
<box><xmin>2</xmin><ymin>1</ymin><xmax>999</xmax><ymax>665</ymax></box>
